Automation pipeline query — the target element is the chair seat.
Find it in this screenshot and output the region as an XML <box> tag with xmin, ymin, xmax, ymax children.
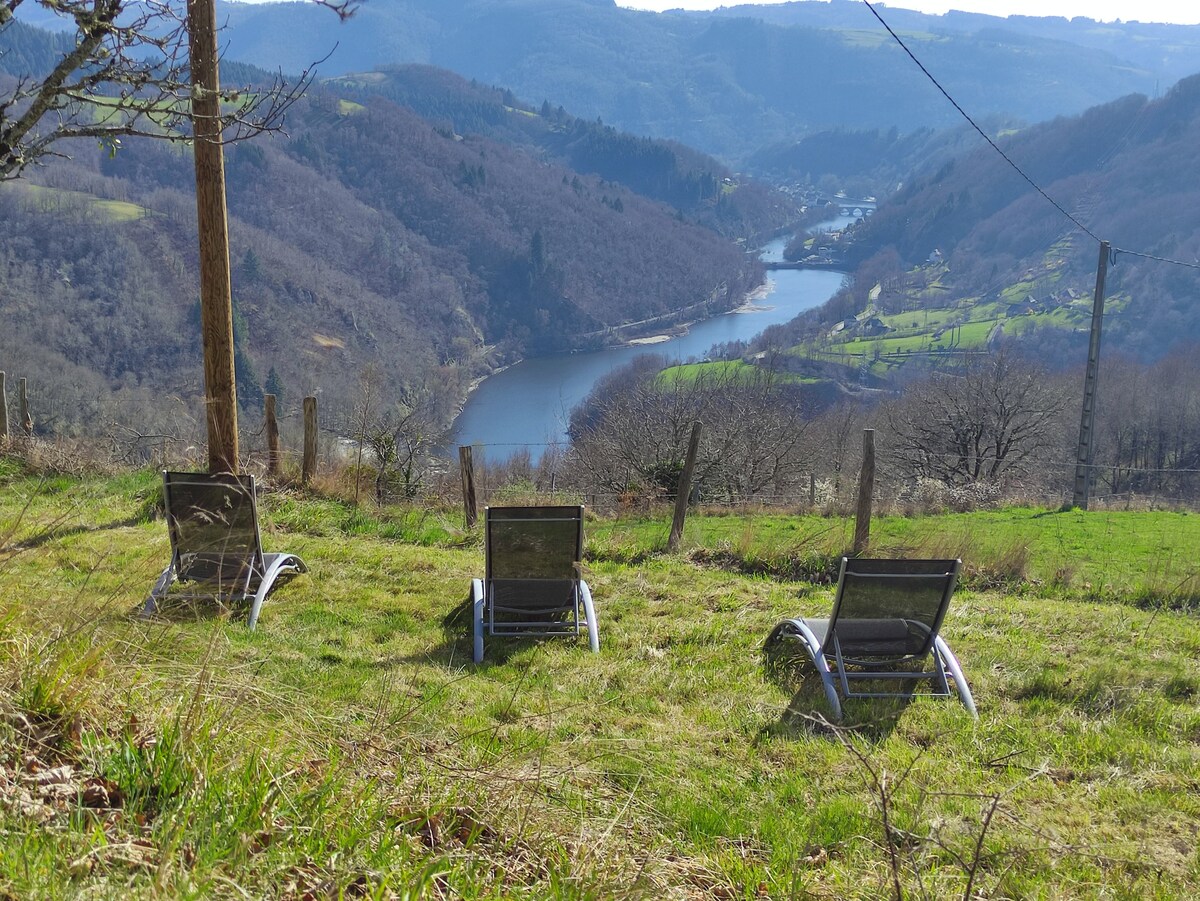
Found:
<box><xmin>804</xmin><ymin>616</ymin><xmax>925</xmax><ymax>658</ymax></box>
<box><xmin>766</xmin><ymin>557</ymin><xmax>976</xmax><ymax>719</ymax></box>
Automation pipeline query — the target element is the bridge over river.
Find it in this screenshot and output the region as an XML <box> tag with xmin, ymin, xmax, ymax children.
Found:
<box><xmin>828</xmin><ymin>196</ymin><xmax>876</xmax><ymax>216</ymax></box>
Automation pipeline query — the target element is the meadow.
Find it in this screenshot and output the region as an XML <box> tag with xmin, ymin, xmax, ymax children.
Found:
<box><xmin>2</xmin><ymin>458</ymin><xmax>1198</xmax><ymax>898</ymax></box>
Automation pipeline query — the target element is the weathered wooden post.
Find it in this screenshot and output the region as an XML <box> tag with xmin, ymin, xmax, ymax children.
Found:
<box><xmin>853</xmin><ymin>429</ymin><xmax>875</xmax><ymax>555</ymax></box>
<box><xmin>459</xmin><ymin>446</ymin><xmax>478</xmax><ymax>528</ymax></box>
<box><xmin>301</xmin><ymin>396</ymin><xmax>317</xmax><ymax>485</ymax></box>
<box><xmin>264</xmin><ymin>394</ymin><xmax>281</xmax><ymax>477</ymax></box>
<box><xmin>0</xmin><ymin>372</ymin><xmax>8</xmax><ymax>442</ymax></box>
<box><xmin>668</xmin><ymin>421</ymin><xmax>703</xmax><ymax>552</ymax></box>
<box><xmin>18</xmin><ymin>377</ymin><xmax>31</xmax><ymax>436</ymax></box>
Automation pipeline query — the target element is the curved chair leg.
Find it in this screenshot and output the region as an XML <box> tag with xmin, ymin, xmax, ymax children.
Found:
<box><xmin>934</xmin><ymin>635</ymin><xmax>977</xmax><ymax>718</ymax></box>
<box><xmin>142</xmin><ymin>566</ymin><xmax>175</xmax><ymax>618</ymax></box>
<box><xmin>579</xmin><ymin>580</ymin><xmax>599</xmax><ymax>653</ymax></box>
<box><xmin>471</xmin><ymin>579</ymin><xmax>485</xmax><ymax>664</ymax></box>
<box><xmin>766</xmin><ymin>620</ymin><xmax>843</xmax><ymax>720</ymax></box>
<box><xmin>247</xmin><ymin>554</ymin><xmax>307</xmax><ymax>631</ymax></box>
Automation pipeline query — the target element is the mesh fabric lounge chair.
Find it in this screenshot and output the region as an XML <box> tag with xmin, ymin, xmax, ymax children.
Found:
<box><xmin>765</xmin><ymin>557</ymin><xmax>976</xmax><ymax>719</ymax></box>
<box><xmin>143</xmin><ymin>471</ymin><xmax>307</xmax><ymax>630</ymax></box>
<box><xmin>469</xmin><ymin>505</ymin><xmax>598</xmax><ymax>663</ymax></box>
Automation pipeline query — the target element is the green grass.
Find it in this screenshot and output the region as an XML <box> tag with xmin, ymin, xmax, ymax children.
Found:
<box><xmin>3</xmin><ymin>463</ymin><xmax>1200</xmax><ymax>897</ymax></box>
<box><xmin>658</xmin><ymin>360</ymin><xmax>821</xmax><ymax>387</ymax></box>
<box><xmin>14</xmin><ymin>183</ymin><xmax>148</xmax><ymax>222</ymax></box>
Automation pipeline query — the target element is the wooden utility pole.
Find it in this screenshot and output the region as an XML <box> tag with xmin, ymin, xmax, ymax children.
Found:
<box><xmin>188</xmin><ymin>0</ymin><xmax>239</xmax><ymax>474</ymax></box>
<box><xmin>1072</xmin><ymin>241</ymin><xmax>1111</xmax><ymax>510</ymax></box>
<box><xmin>853</xmin><ymin>429</ymin><xmax>876</xmax><ymax>554</ymax></box>
<box><xmin>459</xmin><ymin>446</ymin><xmax>478</xmax><ymax>528</ymax></box>
<box><xmin>264</xmin><ymin>394</ymin><xmax>281</xmax><ymax>477</ymax></box>
<box><xmin>668</xmin><ymin>421</ymin><xmax>703</xmax><ymax>552</ymax></box>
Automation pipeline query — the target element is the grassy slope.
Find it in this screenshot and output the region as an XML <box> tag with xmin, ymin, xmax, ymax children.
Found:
<box><xmin>2</xmin><ymin>464</ymin><xmax>1199</xmax><ymax>898</ymax></box>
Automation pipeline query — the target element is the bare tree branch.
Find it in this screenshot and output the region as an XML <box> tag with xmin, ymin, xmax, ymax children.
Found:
<box><xmin>0</xmin><ymin>0</ymin><xmax>357</xmax><ymax>180</ymax></box>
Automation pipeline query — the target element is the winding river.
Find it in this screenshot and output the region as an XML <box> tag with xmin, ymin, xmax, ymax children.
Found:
<box><xmin>449</xmin><ymin>225</ymin><xmax>852</xmax><ymax>458</ymax></box>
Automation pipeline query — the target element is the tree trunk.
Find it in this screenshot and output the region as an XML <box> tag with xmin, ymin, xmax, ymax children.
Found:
<box><xmin>188</xmin><ymin>0</ymin><xmax>239</xmax><ymax>474</ymax></box>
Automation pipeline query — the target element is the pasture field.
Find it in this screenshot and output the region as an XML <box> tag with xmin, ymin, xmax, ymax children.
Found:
<box><xmin>2</xmin><ymin>461</ymin><xmax>1198</xmax><ymax>898</ymax></box>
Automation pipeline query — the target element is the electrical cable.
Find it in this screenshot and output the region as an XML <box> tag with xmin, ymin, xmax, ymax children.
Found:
<box><xmin>861</xmin><ymin>0</ymin><xmax>1200</xmax><ymax>273</ymax></box>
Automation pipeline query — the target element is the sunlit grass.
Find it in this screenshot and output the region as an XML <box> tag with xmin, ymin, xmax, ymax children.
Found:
<box><xmin>11</xmin><ymin>184</ymin><xmax>148</xmax><ymax>222</ymax></box>
<box><xmin>2</xmin><ymin>463</ymin><xmax>1199</xmax><ymax>897</ymax></box>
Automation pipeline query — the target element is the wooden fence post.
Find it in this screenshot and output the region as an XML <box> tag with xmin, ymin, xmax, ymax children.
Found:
<box><xmin>668</xmin><ymin>421</ymin><xmax>703</xmax><ymax>552</ymax></box>
<box><xmin>853</xmin><ymin>429</ymin><xmax>875</xmax><ymax>554</ymax></box>
<box><xmin>301</xmin><ymin>396</ymin><xmax>317</xmax><ymax>485</ymax></box>
<box><xmin>264</xmin><ymin>394</ymin><xmax>281</xmax><ymax>477</ymax></box>
<box><xmin>18</xmin><ymin>377</ymin><xmax>31</xmax><ymax>436</ymax></box>
<box><xmin>0</xmin><ymin>372</ymin><xmax>8</xmax><ymax>442</ymax></box>
<box><xmin>459</xmin><ymin>446</ymin><xmax>478</xmax><ymax>528</ymax></box>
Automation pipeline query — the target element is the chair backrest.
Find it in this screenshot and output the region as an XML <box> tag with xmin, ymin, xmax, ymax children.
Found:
<box><xmin>162</xmin><ymin>471</ymin><xmax>266</xmax><ymax>595</ymax></box>
<box><xmin>485</xmin><ymin>505</ymin><xmax>583</xmax><ymax>619</ymax></box>
<box><xmin>827</xmin><ymin>557</ymin><xmax>961</xmax><ymax>660</ymax></box>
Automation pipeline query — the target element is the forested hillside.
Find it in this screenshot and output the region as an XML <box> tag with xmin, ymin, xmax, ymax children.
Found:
<box><xmin>744</xmin><ymin>119</ymin><xmax>1021</xmax><ymax>195</ymax></box>
<box><xmin>769</xmin><ymin>74</ymin><xmax>1200</xmax><ymax>365</ymax></box>
<box><xmin>331</xmin><ymin>65</ymin><xmax>790</xmax><ymax>240</ymax></box>
<box><xmin>206</xmin><ymin>0</ymin><xmax>1169</xmax><ymax>163</ymax></box>
<box><xmin>0</xmin><ymin>68</ymin><xmax>765</xmax><ymax>439</ymax></box>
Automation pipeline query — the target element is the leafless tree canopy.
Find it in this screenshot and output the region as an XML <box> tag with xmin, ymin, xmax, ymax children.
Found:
<box><xmin>884</xmin><ymin>350</ymin><xmax>1068</xmax><ymax>489</ymax></box>
<box><xmin>0</xmin><ymin>0</ymin><xmax>356</xmax><ymax>180</ymax></box>
<box><xmin>345</xmin><ymin>367</ymin><xmax>446</xmax><ymax>504</ymax></box>
<box><xmin>567</xmin><ymin>354</ymin><xmax>816</xmax><ymax>503</ymax></box>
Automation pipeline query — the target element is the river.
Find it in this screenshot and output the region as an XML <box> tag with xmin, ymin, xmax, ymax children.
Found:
<box><xmin>449</xmin><ymin>223</ymin><xmax>853</xmax><ymax>458</ymax></box>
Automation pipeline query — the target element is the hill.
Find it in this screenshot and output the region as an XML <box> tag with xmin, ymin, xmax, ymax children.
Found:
<box><xmin>0</xmin><ymin>64</ymin><xmax>772</xmax><ymax>440</ymax></box>
<box><xmin>326</xmin><ymin>64</ymin><xmax>791</xmax><ymax>241</ymax></box>
<box><xmin>751</xmin><ymin>74</ymin><xmax>1200</xmax><ymax>372</ymax></box>
<box><xmin>206</xmin><ymin>0</ymin><xmax>1178</xmax><ymax>163</ymax></box>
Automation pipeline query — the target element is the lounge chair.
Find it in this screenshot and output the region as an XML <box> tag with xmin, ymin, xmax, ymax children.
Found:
<box><xmin>765</xmin><ymin>557</ymin><xmax>976</xmax><ymax>719</ymax></box>
<box><xmin>469</xmin><ymin>505</ymin><xmax>598</xmax><ymax>663</ymax></box>
<box><xmin>143</xmin><ymin>471</ymin><xmax>307</xmax><ymax>629</ymax></box>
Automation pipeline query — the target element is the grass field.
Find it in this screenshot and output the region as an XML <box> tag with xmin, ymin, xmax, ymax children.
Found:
<box><xmin>12</xmin><ymin>183</ymin><xmax>148</xmax><ymax>223</ymax></box>
<box><xmin>2</xmin><ymin>461</ymin><xmax>1199</xmax><ymax>898</ymax></box>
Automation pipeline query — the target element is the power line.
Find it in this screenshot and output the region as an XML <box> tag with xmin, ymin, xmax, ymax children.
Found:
<box><xmin>861</xmin><ymin>0</ymin><xmax>1200</xmax><ymax>273</ymax></box>
<box><xmin>861</xmin><ymin>0</ymin><xmax>1101</xmax><ymax>245</ymax></box>
<box><xmin>1113</xmin><ymin>247</ymin><xmax>1200</xmax><ymax>272</ymax></box>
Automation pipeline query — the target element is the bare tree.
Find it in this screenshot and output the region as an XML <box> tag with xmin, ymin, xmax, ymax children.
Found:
<box><xmin>0</xmin><ymin>0</ymin><xmax>355</xmax><ymax>180</ymax></box>
<box><xmin>884</xmin><ymin>350</ymin><xmax>1067</xmax><ymax>489</ymax></box>
<box><xmin>567</xmin><ymin>354</ymin><xmax>815</xmax><ymax>504</ymax></box>
<box><xmin>810</xmin><ymin>398</ymin><xmax>868</xmax><ymax>505</ymax></box>
<box><xmin>360</xmin><ymin>382</ymin><xmax>444</xmax><ymax>503</ymax></box>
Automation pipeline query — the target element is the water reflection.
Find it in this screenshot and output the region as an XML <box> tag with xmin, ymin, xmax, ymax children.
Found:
<box><xmin>450</xmin><ymin>225</ymin><xmax>853</xmax><ymax>458</ymax></box>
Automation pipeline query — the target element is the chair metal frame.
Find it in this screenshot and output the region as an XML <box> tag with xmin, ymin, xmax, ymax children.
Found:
<box><xmin>143</xmin><ymin>471</ymin><xmax>307</xmax><ymax>630</ymax></box>
<box><xmin>766</xmin><ymin>557</ymin><xmax>976</xmax><ymax>719</ymax></box>
<box><xmin>470</xmin><ymin>505</ymin><xmax>598</xmax><ymax>663</ymax></box>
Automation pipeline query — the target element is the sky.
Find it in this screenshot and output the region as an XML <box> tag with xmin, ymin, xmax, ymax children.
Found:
<box><xmin>615</xmin><ymin>1</ymin><xmax>1200</xmax><ymax>26</ymax></box>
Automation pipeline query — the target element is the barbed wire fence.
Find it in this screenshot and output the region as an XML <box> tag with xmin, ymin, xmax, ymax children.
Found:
<box><xmin>7</xmin><ymin>372</ymin><xmax>1200</xmax><ymax>518</ymax></box>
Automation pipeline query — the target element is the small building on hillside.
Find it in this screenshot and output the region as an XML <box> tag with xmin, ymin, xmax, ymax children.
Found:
<box><xmin>829</xmin><ymin>317</ymin><xmax>859</xmax><ymax>337</ymax></box>
<box><xmin>1005</xmin><ymin>296</ymin><xmax>1039</xmax><ymax>317</ymax></box>
<box><xmin>859</xmin><ymin>316</ymin><xmax>892</xmax><ymax>337</ymax></box>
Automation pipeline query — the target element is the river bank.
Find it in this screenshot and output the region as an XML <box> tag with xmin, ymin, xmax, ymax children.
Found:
<box><xmin>448</xmin><ymin>219</ymin><xmax>855</xmax><ymax>455</ymax></box>
<box><xmin>621</xmin><ymin>279</ymin><xmax>777</xmax><ymax>346</ymax></box>
<box><xmin>449</xmin><ymin>268</ymin><xmax>844</xmax><ymax>454</ymax></box>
